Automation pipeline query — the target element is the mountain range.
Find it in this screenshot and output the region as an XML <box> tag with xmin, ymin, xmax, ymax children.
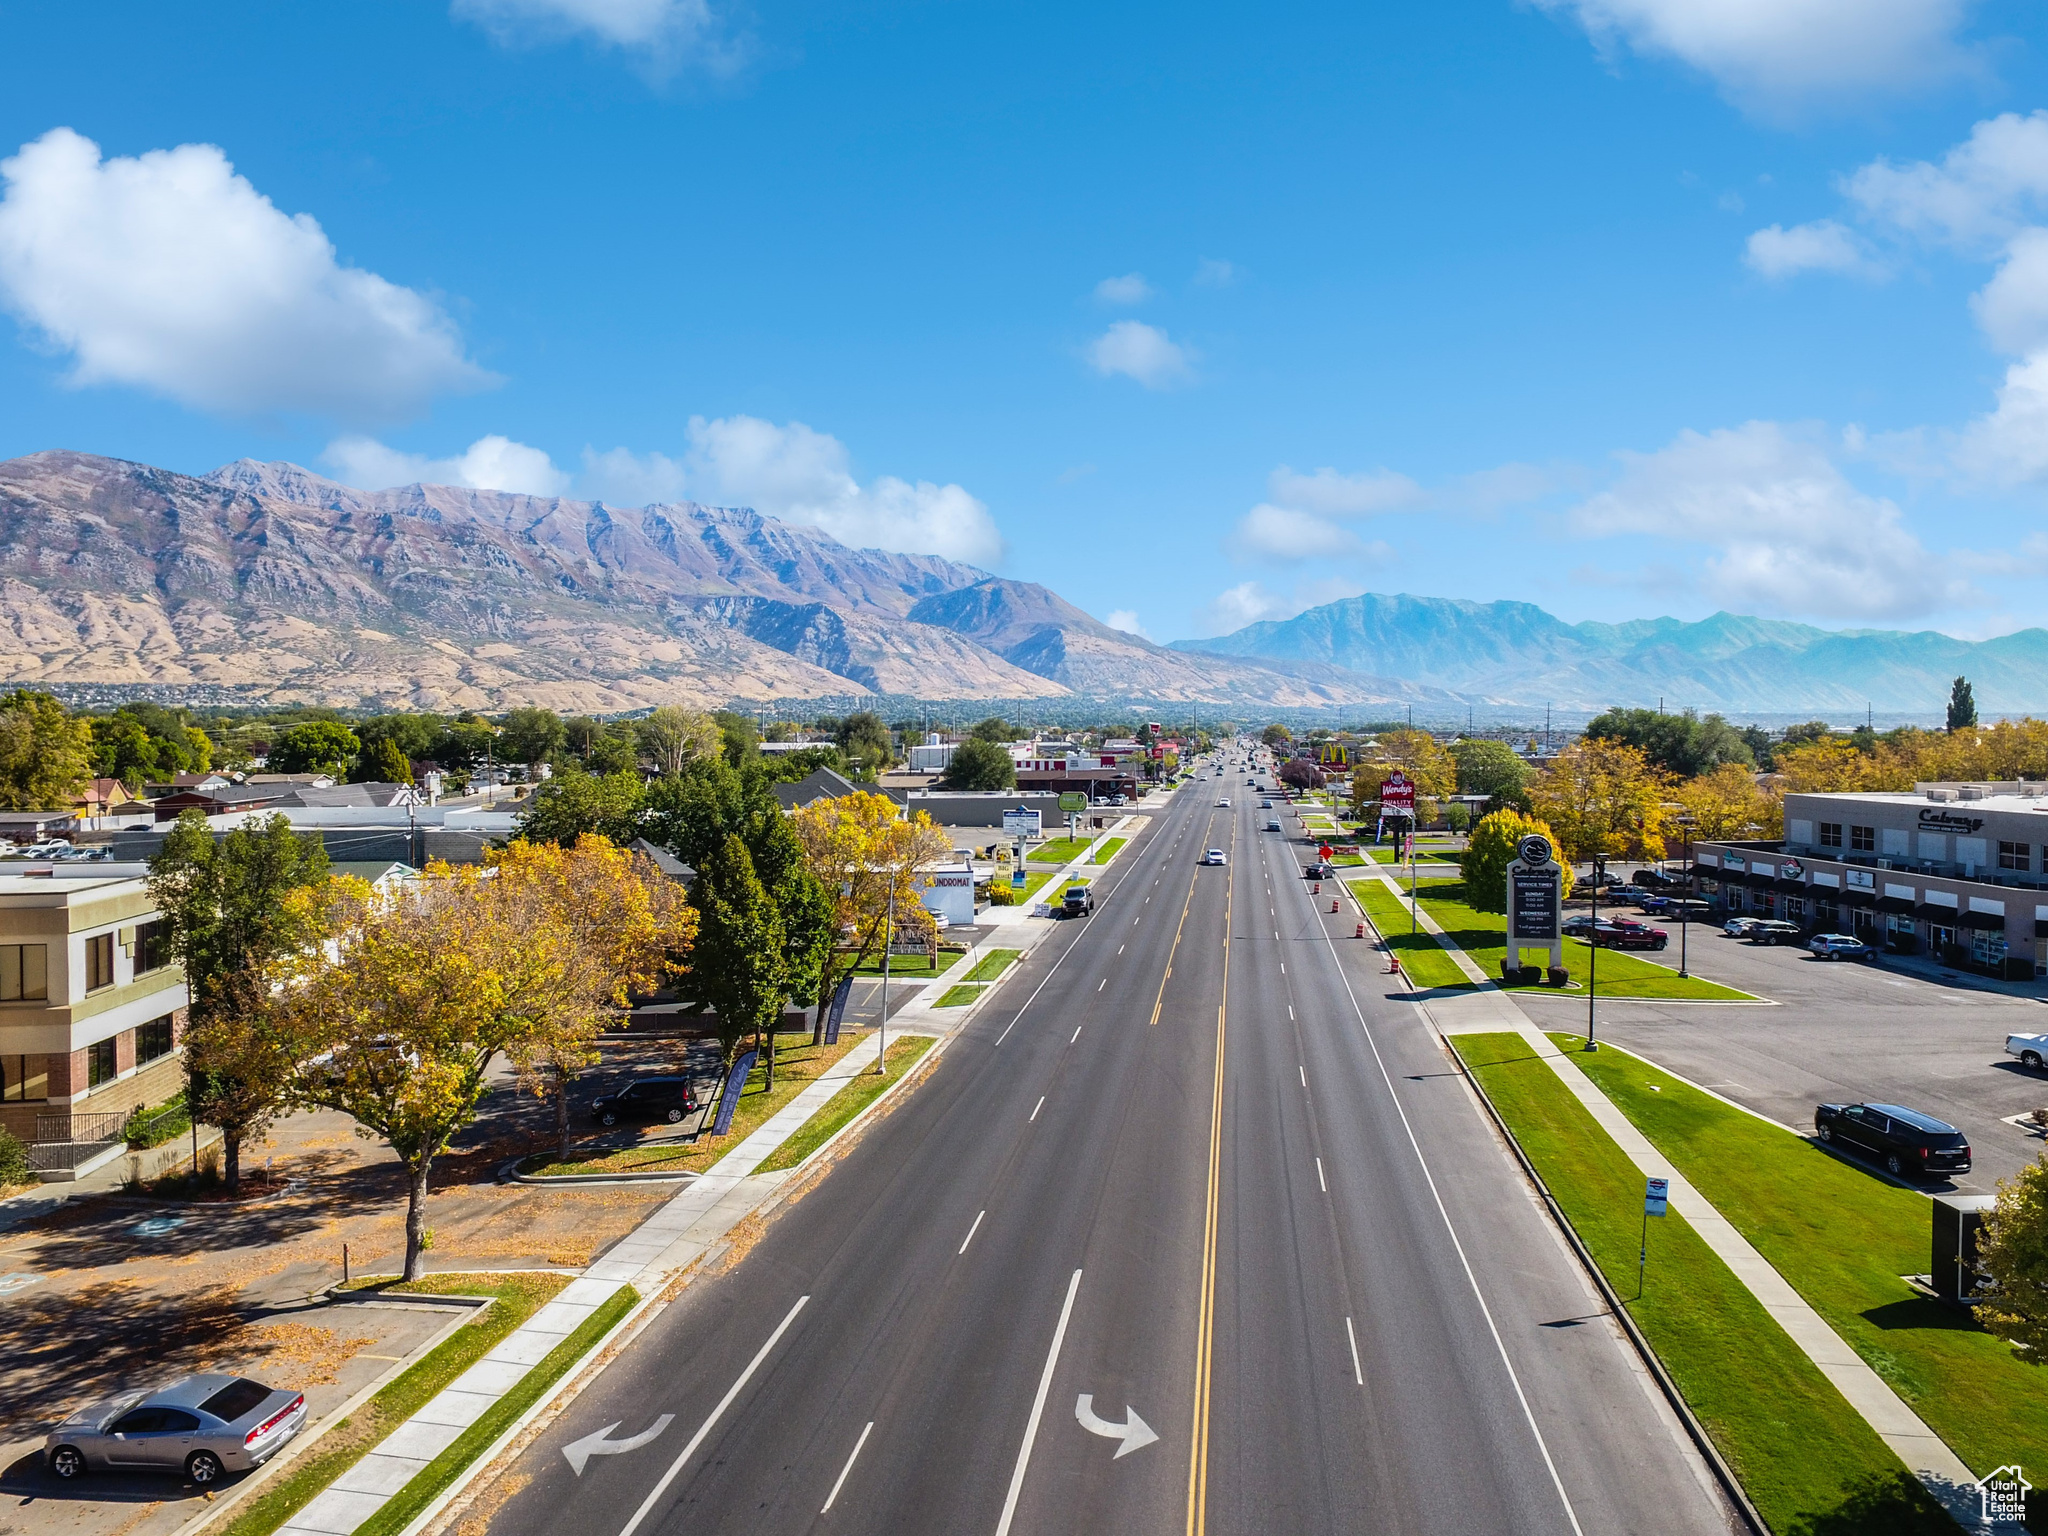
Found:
<box><xmin>0</xmin><ymin>451</ymin><xmax>1442</xmax><ymax>713</ymax></box>
<box><xmin>1171</xmin><ymin>592</ymin><xmax>2048</xmax><ymax>714</ymax></box>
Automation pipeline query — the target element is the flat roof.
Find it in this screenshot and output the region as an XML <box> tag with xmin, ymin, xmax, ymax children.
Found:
<box><xmin>1788</xmin><ymin>790</ymin><xmax>2048</xmax><ymax>815</ymax></box>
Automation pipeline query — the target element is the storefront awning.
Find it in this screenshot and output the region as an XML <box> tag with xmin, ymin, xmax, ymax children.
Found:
<box><xmin>2034</xmin><ymin>919</ymin><xmax>2048</xmax><ymax>939</ymax></box>
<box><xmin>1875</xmin><ymin>895</ymin><xmax>1915</xmax><ymax>914</ymax></box>
<box><xmin>1839</xmin><ymin>888</ymin><xmax>1877</xmax><ymax>906</ymax></box>
<box><xmin>1774</xmin><ymin>877</ymin><xmax>1809</xmax><ymax>893</ymax></box>
<box><xmin>1957</xmin><ymin>909</ymin><xmax>2007</xmax><ymax>931</ymax></box>
<box><xmin>1916</xmin><ymin>902</ymin><xmax>1960</xmax><ymax>923</ymax></box>
<box><xmin>1745</xmin><ymin>870</ymin><xmax>1776</xmax><ymax>888</ymax></box>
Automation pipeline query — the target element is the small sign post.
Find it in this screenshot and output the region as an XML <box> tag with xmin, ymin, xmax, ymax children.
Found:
<box><xmin>1640</xmin><ymin>1176</ymin><xmax>1669</xmax><ymax>1298</ymax></box>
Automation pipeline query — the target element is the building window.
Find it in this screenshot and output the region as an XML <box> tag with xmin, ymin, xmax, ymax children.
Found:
<box><xmin>85</xmin><ymin>933</ymin><xmax>115</xmax><ymax>992</ymax></box>
<box><xmin>1</xmin><ymin>1055</ymin><xmax>48</xmax><ymax>1101</ymax></box>
<box><xmin>0</xmin><ymin>944</ymin><xmax>48</xmax><ymax>1001</ymax></box>
<box><xmin>1850</xmin><ymin>825</ymin><xmax>1876</xmax><ymax>852</ymax></box>
<box><xmin>136</xmin><ymin>1015</ymin><xmax>173</xmax><ymax>1065</ymax></box>
<box><xmin>1972</xmin><ymin>928</ymin><xmax>2008</xmax><ymax>968</ymax></box>
<box><xmin>134</xmin><ymin>920</ymin><xmax>170</xmax><ymax>974</ymax></box>
<box><xmin>86</xmin><ymin>1037</ymin><xmax>117</xmax><ymax>1087</ymax></box>
<box><xmin>1819</xmin><ymin>823</ymin><xmax>1844</xmax><ymax>848</ymax></box>
<box><xmin>2000</xmin><ymin>841</ymin><xmax>2031</xmax><ymax>871</ymax></box>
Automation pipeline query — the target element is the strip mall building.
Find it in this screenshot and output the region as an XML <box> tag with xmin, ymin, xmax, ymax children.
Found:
<box><xmin>1695</xmin><ymin>782</ymin><xmax>2048</xmax><ymax>979</ymax></box>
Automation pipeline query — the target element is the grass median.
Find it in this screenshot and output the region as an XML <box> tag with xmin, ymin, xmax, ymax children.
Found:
<box><xmin>1553</xmin><ymin>1032</ymin><xmax>2048</xmax><ymax>1484</ymax></box>
<box><xmin>1408</xmin><ymin>880</ymin><xmax>1754</xmax><ymax>1001</ymax></box>
<box><xmin>1347</xmin><ymin>878</ymin><xmax>1472</xmax><ymax>991</ymax></box>
<box><xmin>217</xmin><ymin>1273</ymin><xmax>572</xmax><ymax>1536</ymax></box>
<box><xmin>935</xmin><ymin>948</ymin><xmax>1022</xmax><ymax>1006</ymax></box>
<box><xmin>756</xmin><ymin>1036</ymin><xmax>936</xmax><ymax>1172</ymax></box>
<box><xmin>354</xmin><ymin>1284</ymin><xmax>638</xmax><ymax>1536</ymax></box>
<box><xmin>1027</xmin><ymin>836</ymin><xmax>1096</xmax><ymax>864</ymax></box>
<box><xmin>1092</xmin><ymin>836</ymin><xmax>1127</xmax><ymax>864</ymax></box>
<box><xmin>1452</xmin><ymin>1034</ymin><xmax>1951</xmax><ymax>1535</ymax></box>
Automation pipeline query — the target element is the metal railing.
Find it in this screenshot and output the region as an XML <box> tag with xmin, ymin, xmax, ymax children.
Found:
<box><xmin>32</xmin><ymin>1109</ymin><xmax>126</xmax><ymax>1145</ymax></box>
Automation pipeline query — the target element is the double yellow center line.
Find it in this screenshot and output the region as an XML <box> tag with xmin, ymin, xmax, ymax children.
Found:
<box><xmin>1186</xmin><ymin>816</ymin><xmax>1231</xmax><ymax>1534</ymax></box>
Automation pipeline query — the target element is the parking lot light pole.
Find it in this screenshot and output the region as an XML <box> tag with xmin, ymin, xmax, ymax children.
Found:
<box><xmin>1674</xmin><ymin>814</ymin><xmax>1696</xmax><ymax>979</ymax></box>
<box><xmin>1586</xmin><ymin>852</ymin><xmax>1602</xmax><ymax>1051</ymax></box>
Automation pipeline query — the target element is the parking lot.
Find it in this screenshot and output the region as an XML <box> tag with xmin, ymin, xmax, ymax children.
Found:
<box><xmin>1515</xmin><ymin>919</ymin><xmax>2048</xmax><ymax>1192</ymax></box>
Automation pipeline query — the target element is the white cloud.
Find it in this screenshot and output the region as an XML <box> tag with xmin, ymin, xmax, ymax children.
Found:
<box><xmin>1196</xmin><ymin>581</ymin><xmax>1300</xmax><ymax>635</ymax></box>
<box><xmin>0</xmin><ymin>128</ymin><xmax>490</xmax><ymax>422</ymax></box>
<box><xmin>1535</xmin><ymin>0</ymin><xmax>1979</xmax><ymax>115</ymax></box>
<box><xmin>452</xmin><ymin>0</ymin><xmax>739</xmax><ymax>72</ymax></box>
<box><xmin>1843</xmin><ymin>110</ymin><xmax>2048</xmax><ymax>248</ymax></box>
<box><xmin>1087</xmin><ymin>320</ymin><xmax>1195</xmax><ymax>388</ymax></box>
<box><xmin>1093</xmin><ymin>273</ymin><xmax>1152</xmax><ymax>305</ymax></box>
<box><xmin>1744</xmin><ymin>220</ymin><xmax>1878</xmax><ymax>279</ymax></box>
<box><xmin>1572</xmin><ymin>420</ymin><xmax>1968</xmax><ymax>620</ymax></box>
<box><xmin>683</xmin><ymin>414</ymin><xmax>1005</xmax><ymax>566</ymax></box>
<box><xmin>1266</xmin><ymin>464</ymin><xmax>1423</xmax><ymax>517</ymax></box>
<box><xmin>1230</xmin><ymin>504</ymin><xmax>1369</xmax><ymax>562</ymax></box>
<box><xmin>1104</xmin><ymin>609</ymin><xmax>1153</xmax><ymax>641</ymax></box>
<box><xmin>1192</xmin><ymin>257</ymin><xmax>1237</xmax><ymax>288</ymax></box>
<box><xmin>1955</xmin><ymin>350</ymin><xmax>2048</xmax><ymax>483</ymax></box>
<box><xmin>325</xmin><ymin>434</ymin><xmax>572</xmax><ymax>496</ymax></box>
<box><xmin>1971</xmin><ymin>228</ymin><xmax>2048</xmax><ymax>355</ymax></box>
<box><xmin>581</xmin><ymin>444</ymin><xmax>686</xmax><ymax>504</ymax></box>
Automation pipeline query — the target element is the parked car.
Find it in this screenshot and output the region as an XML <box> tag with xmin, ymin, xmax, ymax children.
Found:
<box><xmin>46</xmin><ymin>1375</ymin><xmax>306</xmax><ymax>1484</ymax></box>
<box><xmin>1636</xmin><ymin>894</ymin><xmax>1673</xmax><ymax>913</ymax></box>
<box><xmin>2007</xmin><ymin>1031</ymin><xmax>2048</xmax><ymax>1069</ymax></box>
<box><xmin>1594</xmin><ymin>920</ymin><xmax>1669</xmax><ymax>951</ymax></box>
<box><xmin>1746</xmin><ymin>920</ymin><xmax>1803</xmax><ymax>946</ymax></box>
<box><xmin>1606</xmin><ymin>884</ymin><xmax>1648</xmax><ymax>902</ymax></box>
<box><xmin>1201</xmin><ymin>848</ymin><xmax>1227</xmax><ymax>866</ymax></box>
<box><xmin>1808</xmin><ymin>933</ymin><xmax>1875</xmax><ymax>961</ymax></box>
<box><xmin>590</xmin><ymin>1075</ymin><xmax>698</xmax><ymax>1127</ymax></box>
<box><xmin>1723</xmin><ymin>916</ymin><xmax>1762</xmax><ymax>937</ymax></box>
<box><xmin>1061</xmin><ymin>885</ymin><xmax>1094</xmax><ymax>917</ymax></box>
<box><xmin>1813</xmin><ymin>1102</ymin><xmax>1971</xmax><ymax>1178</ymax></box>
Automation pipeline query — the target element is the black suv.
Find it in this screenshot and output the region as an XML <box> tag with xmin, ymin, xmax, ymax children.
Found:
<box><xmin>591</xmin><ymin>1075</ymin><xmax>698</xmax><ymax>1127</ymax></box>
<box><xmin>1814</xmin><ymin>1101</ymin><xmax>1971</xmax><ymax>1178</ymax></box>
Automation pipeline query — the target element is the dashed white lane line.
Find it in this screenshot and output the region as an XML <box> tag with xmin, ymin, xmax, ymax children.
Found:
<box><xmin>1316</xmin><ymin>1157</ymin><xmax>1328</xmax><ymax>1193</ymax></box>
<box><xmin>1346</xmin><ymin>1318</ymin><xmax>1364</xmax><ymax>1385</ymax></box>
<box><xmin>1071</xmin><ymin>1026</ymin><xmax>1083</xmax><ymax>1043</ymax></box>
<box><xmin>959</xmin><ymin>1210</ymin><xmax>986</xmax><ymax>1255</ymax></box>
<box><xmin>1299</xmin><ymin>1065</ymin><xmax>1307</xmax><ymax>1088</ymax></box>
<box><xmin>1030</xmin><ymin>1096</ymin><xmax>1045</xmax><ymax>1121</ymax></box>
<box><xmin>1288</xmin><ymin>1005</ymin><xmax>1295</xmax><ymax>1020</ymax></box>
<box><xmin>1098</xmin><ymin>979</ymin><xmax>1105</xmax><ymax>991</ymax></box>
<box><xmin>821</xmin><ymin>1420</ymin><xmax>875</xmax><ymax>1514</ymax></box>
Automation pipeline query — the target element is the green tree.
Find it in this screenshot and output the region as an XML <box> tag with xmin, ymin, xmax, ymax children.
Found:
<box><xmin>514</xmin><ymin>767</ymin><xmax>649</xmax><ymax>847</ymax></box>
<box><xmin>358</xmin><ymin>713</ymin><xmax>441</xmax><ymax>763</ymax></box>
<box><xmin>497</xmin><ymin>706</ymin><xmax>568</xmax><ymax>766</ymax></box>
<box><xmin>1460</xmin><ymin>809</ymin><xmax>1575</xmax><ymax>915</ymax></box>
<box><xmin>837</xmin><ymin>711</ymin><xmax>895</xmax><ymax>779</ymax></box>
<box><xmin>1581</xmin><ymin>707</ymin><xmax>1754</xmax><ymax>778</ymax></box>
<box><xmin>1260</xmin><ymin>723</ymin><xmax>1292</xmax><ymax>748</ymax></box>
<box><xmin>970</xmin><ymin>716</ymin><xmax>1018</xmax><ymax>743</ymax></box>
<box><xmin>431</xmin><ymin>715</ymin><xmax>499</xmax><ymax>773</ymax></box>
<box><xmin>148</xmin><ymin>812</ymin><xmax>331</xmax><ymax>1191</ymax></box>
<box><xmin>353</xmin><ymin>736</ymin><xmax>415</xmax><ymax>784</ymax></box>
<box><xmin>939</xmin><ymin>737</ymin><xmax>1016</xmax><ymax>791</ymax></box>
<box><xmin>1449</xmin><ymin>739</ymin><xmax>1534</xmax><ymax>810</ymax></box>
<box><xmin>267</xmin><ymin>720</ymin><xmax>361</xmax><ymax>777</ymax></box>
<box><xmin>566</xmin><ymin>715</ymin><xmax>639</xmax><ymax>774</ymax></box>
<box><xmin>637</xmin><ymin>705</ymin><xmax>721</xmax><ymax>776</ymax></box>
<box><xmin>1976</xmin><ymin>1153</ymin><xmax>2048</xmax><ymax>1365</ymax></box>
<box><xmin>759</xmin><ymin>744</ymin><xmax>846</xmax><ymax>782</ymax></box>
<box><xmin>712</xmin><ymin>710</ymin><xmax>761</xmax><ymax>767</ymax></box>
<box><xmin>1947</xmin><ymin>676</ymin><xmax>1978</xmax><ymax>734</ymax></box>
<box><xmin>690</xmin><ymin>834</ymin><xmax>790</xmax><ymax>1072</ymax></box>
<box><xmin>0</xmin><ymin>690</ymin><xmax>93</xmax><ymax>810</ymax></box>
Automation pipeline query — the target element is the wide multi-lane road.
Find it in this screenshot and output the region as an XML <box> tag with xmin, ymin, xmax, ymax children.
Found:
<box><xmin>480</xmin><ymin>755</ymin><xmax>1738</xmax><ymax>1535</ymax></box>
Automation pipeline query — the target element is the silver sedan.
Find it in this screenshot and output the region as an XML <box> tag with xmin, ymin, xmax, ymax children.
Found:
<box><xmin>46</xmin><ymin>1374</ymin><xmax>306</xmax><ymax>1485</ymax></box>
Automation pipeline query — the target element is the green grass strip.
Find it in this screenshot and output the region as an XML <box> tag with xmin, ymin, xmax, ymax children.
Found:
<box><xmin>1552</xmin><ymin>1032</ymin><xmax>2048</xmax><ymax>1481</ymax></box>
<box><xmin>1413</xmin><ymin>881</ymin><xmax>1754</xmax><ymax>1001</ymax></box>
<box><xmin>1091</xmin><ymin>837</ymin><xmax>1127</xmax><ymax>864</ymax></box>
<box><xmin>846</xmin><ymin>948</ymin><xmax>964</xmax><ymax>978</ymax></box>
<box><xmin>935</xmin><ymin>984</ymin><xmax>982</xmax><ymax>1007</ymax></box>
<box><xmin>962</xmin><ymin>947</ymin><xmax>1021</xmax><ymax>982</ymax></box>
<box><xmin>354</xmin><ymin>1285</ymin><xmax>639</xmax><ymax>1536</ymax></box>
<box><xmin>756</xmin><ymin>1037</ymin><xmax>936</xmax><ymax>1172</ymax></box>
<box><xmin>1453</xmin><ymin>1034</ymin><xmax>1951</xmax><ymax>1536</ymax></box>
<box><xmin>217</xmin><ymin>1274</ymin><xmax>569</xmax><ymax>1536</ymax></box>
<box><xmin>1026</xmin><ymin>836</ymin><xmax>1096</xmax><ymax>864</ymax></box>
<box><xmin>1346</xmin><ymin>879</ymin><xmax>1472</xmax><ymax>991</ymax></box>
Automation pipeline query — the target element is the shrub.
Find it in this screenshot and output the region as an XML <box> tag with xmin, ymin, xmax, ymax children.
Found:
<box><xmin>0</xmin><ymin>1126</ymin><xmax>31</xmax><ymax>1186</ymax></box>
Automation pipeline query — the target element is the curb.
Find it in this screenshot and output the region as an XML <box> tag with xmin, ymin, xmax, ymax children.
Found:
<box><xmin>1441</xmin><ymin>1037</ymin><xmax>1770</xmax><ymax>1536</ymax></box>
<box><xmin>495</xmin><ymin>1155</ymin><xmax>701</xmax><ymax>1187</ymax></box>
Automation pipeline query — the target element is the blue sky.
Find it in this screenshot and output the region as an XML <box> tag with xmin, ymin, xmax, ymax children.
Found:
<box><xmin>3</xmin><ymin>0</ymin><xmax>2048</xmax><ymax>646</ymax></box>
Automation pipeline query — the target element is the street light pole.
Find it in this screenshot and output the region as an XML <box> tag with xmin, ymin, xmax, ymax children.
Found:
<box><xmin>1585</xmin><ymin>852</ymin><xmax>1602</xmax><ymax>1051</ymax></box>
<box><xmin>1676</xmin><ymin>816</ymin><xmax>1696</xmax><ymax>979</ymax></box>
<box><xmin>878</xmin><ymin>874</ymin><xmax>892</xmax><ymax>1075</ymax></box>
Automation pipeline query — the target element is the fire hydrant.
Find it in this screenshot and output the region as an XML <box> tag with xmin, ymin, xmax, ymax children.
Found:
<box><xmin>1355</xmin><ymin>922</ymin><xmax>1366</xmax><ymax>938</ymax></box>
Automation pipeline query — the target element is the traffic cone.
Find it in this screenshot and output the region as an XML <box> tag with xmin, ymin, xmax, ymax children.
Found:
<box><xmin>1331</xmin><ymin>898</ymin><xmax>1339</xmax><ymax>913</ymax></box>
<box><xmin>1386</xmin><ymin>955</ymin><xmax>1402</xmax><ymax>976</ymax></box>
<box><xmin>1355</xmin><ymin>922</ymin><xmax>1365</xmax><ymax>938</ymax></box>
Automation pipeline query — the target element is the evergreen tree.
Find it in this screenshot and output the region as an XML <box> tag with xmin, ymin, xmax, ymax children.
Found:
<box><xmin>1947</xmin><ymin>676</ymin><xmax>1978</xmax><ymax>734</ymax></box>
<box><xmin>689</xmin><ymin>834</ymin><xmax>791</xmax><ymax>1076</ymax></box>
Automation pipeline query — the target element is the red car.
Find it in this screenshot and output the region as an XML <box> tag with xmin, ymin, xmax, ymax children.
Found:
<box><xmin>1565</xmin><ymin>914</ymin><xmax>1669</xmax><ymax>951</ymax></box>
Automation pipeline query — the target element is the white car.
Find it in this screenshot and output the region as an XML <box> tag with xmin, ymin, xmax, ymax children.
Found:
<box><xmin>2008</xmin><ymin>1032</ymin><xmax>2048</xmax><ymax>1070</ymax></box>
<box><xmin>1723</xmin><ymin>916</ymin><xmax>1761</xmax><ymax>937</ymax></box>
<box><xmin>1216</xmin><ymin>797</ymin><xmax>1231</xmax><ymax>807</ymax></box>
<box><xmin>1201</xmin><ymin>848</ymin><xmax>1227</xmax><ymax>866</ymax></box>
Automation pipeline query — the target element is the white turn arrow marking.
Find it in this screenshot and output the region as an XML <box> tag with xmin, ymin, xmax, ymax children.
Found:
<box><xmin>563</xmin><ymin>1415</ymin><xmax>675</xmax><ymax>1475</ymax></box>
<box><xmin>1074</xmin><ymin>1394</ymin><xmax>1158</xmax><ymax>1459</ymax></box>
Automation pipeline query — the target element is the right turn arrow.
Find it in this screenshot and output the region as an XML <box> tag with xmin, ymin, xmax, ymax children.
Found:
<box><xmin>1074</xmin><ymin>1394</ymin><xmax>1159</xmax><ymax>1459</ymax></box>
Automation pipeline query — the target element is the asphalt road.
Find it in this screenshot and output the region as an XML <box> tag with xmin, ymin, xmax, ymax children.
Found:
<box><xmin>475</xmin><ymin>756</ymin><xmax>1737</xmax><ymax>1536</ymax></box>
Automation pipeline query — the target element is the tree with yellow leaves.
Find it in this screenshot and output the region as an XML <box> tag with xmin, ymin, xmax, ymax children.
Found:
<box><xmin>1352</xmin><ymin>728</ymin><xmax>1457</xmax><ymax>820</ymax></box>
<box><xmin>1530</xmin><ymin>738</ymin><xmax>1671</xmax><ymax>866</ymax></box>
<box><xmin>1672</xmin><ymin>762</ymin><xmax>1783</xmax><ymax>842</ymax></box>
<box><xmin>281</xmin><ymin>839</ymin><xmax>693</xmax><ymax>1279</ymax></box>
<box><xmin>790</xmin><ymin>791</ymin><xmax>952</xmax><ymax>1033</ymax></box>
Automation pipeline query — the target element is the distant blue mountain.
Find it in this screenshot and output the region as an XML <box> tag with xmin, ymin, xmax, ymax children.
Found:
<box><xmin>1169</xmin><ymin>593</ymin><xmax>2048</xmax><ymax>713</ymax></box>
